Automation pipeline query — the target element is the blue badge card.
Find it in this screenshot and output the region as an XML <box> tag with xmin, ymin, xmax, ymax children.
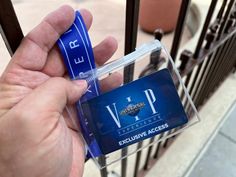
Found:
<box><xmin>82</xmin><ymin>68</ymin><xmax>188</xmax><ymax>154</ymax></box>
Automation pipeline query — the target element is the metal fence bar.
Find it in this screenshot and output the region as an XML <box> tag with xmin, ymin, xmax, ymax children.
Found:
<box><xmin>153</xmin><ymin>133</ymin><xmax>164</xmax><ymax>159</ymax></box>
<box><xmin>204</xmin><ymin>34</ymin><xmax>235</xmax><ymax>100</ymax></box>
<box><xmin>162</xmin><ymin>0</ymin><xmax>191</xmax><ymax>148</ymax></box>
<box><xmin>210</xmin><ymin>34</ymin><xmax>236</xmax><ymax>89</ymax></box>
<box><xmin>185</xmin><ymin>25</ymin><xmax>235</xmax><ymax>110</ymax></box>
<box><xmin>193</xmin><ymin>0</ymin><xmax>218</xmax><ymax>58</ymax></box>
<box><xmin>122</xmin><ymin>1</ymin><xmax>140</xmax><ymax>177</ymax></box>
<box><xmin>187</xmin><ymin>56</ymin><xmax>210</xmax><ymax>110</ymax></box>
<box><xmin>217</xmin><ymin>35</ymin><xmax>236</xmax><ymax>82</ymax></box>
<box><xmin>133</xmin><ymin>30</ymin><xmax>164</xmax><ymax>176</ymax></box>
<box><xmin>193</xmin><ymin>46</ymin><xmax>222</xmax><ymax>107</ymax></box>
<box><xmin>169</xmin><ymin>0</ymin><xmax>191</xmax><ymax>61</ymax></box>
<box><xmin>195</xmin><ymin>39</ymin><xmax>230</xmax><ymax>107</ymax></box>
<box><xmin>123</xmin><ymin>0</ymin><xmax>140</xmax><ymax>83</ymax></box>
<box><xmin>0</xmin><ymin>0</ymin><xmax>23</xmax><ymax>55</ymax></box>
<box><xmin>206</xmin><ymin>5</ymin><xmax>236</xmax><ymax>93</ymax></box>
<box><xmin>187</xmin><ymin>44</ymin><xmax>214</xmax><ymax>110</ymax></box>
<box><xmin>185</xmin><ymin>63</ymin><xmax>203</xmax><ymax>108</ymax></box>
<box><xmin>223</xmin><ymin>35</ymin><xmax>236</xmax><ymax>76</ymax></box>
<box><xmin>216</xmin><ymin>0</ymin><xmax>236</xmax><ymax>40</ymax></box>
<box><xmin>224</xmin><ymin>41</ymin><xmax>236</xmax><ymax>75</ymax></box>
<box><xmin>179</xmin><ymin>50</ymin><xmax>193</xmax><ymax>103</ymax></box>
<box><xmin>133</xmin><ymin>142</ymin><xmax>143</xmax><ymax>177</ymax></box>
<box><xmin>210</xmin><ymin>36</ymin><xmax>236</xmax><ymax>89</ymax></box>
<box><xmin>185</xmin><ymin>0</ymin><xmax>227</xmax><ymax>109</ymax></box>
<box><xmin>195</xmin><ymin>1</ymin><xmax>236</xmax><ymax>106</ymax></box>
<box><xmin>198</xmin><ymin>37</ymin><xmax>234</xmax><ymax>105</ymax></box>
<box><xmin>185</xmin><ymin>0</ymin><xmax>225</xmax><ymax>110</ymax></box>
<box><xmin>143</xmin><ymin>137</ymin><xmax>155</xmax><ymax>170</ymax></box>
<box><xmin>98</xmin><ymin>156</ymin><xmax>108</xmax><ymax>177</ymax></box>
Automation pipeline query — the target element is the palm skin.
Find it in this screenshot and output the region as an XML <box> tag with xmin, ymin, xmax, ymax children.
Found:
<box><xmin>0</xmin><ymin>5</ymin><xmax>122</xmax><ymax>177</ymax></box>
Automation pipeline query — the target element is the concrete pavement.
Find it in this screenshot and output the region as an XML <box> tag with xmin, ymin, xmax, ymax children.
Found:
<box><xmin>185</xmin><ymin>102</ymin><xmax>236</xmax><ymax>177</ymax></box>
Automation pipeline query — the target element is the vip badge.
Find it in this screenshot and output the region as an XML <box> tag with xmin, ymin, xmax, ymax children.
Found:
<box><xmin>82</xmin><ymin>69</ymin><xmax>188</xmax><ymax>154</ymax></box>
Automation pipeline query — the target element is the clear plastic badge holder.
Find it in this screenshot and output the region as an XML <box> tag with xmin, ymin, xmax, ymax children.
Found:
<box><xmin>69</xmin><ymin>40</ymin><xmax>200</xmax><ymax>169</ymax></box>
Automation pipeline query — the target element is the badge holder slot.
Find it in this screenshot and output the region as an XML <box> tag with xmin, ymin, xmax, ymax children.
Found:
<box><xmin>68</xmin><ymin>40</ymin><xmax>200</xmax><ymax>169</ymax></box>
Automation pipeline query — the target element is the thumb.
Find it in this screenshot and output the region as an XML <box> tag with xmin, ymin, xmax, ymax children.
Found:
<box><xmin>16</xmin><ymin>77</ymin><xmax>87</xmax><ymax>117</ymax></box>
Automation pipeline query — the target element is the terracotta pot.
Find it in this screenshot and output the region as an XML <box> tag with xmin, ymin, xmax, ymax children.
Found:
<box><xmin>139</xmin><ymin>0</ymin><xmax>182</xmax><ymax>33</ymax></box>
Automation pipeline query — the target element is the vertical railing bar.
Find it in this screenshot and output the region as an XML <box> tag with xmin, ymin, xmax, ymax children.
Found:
<box><xmin>189</xmin><ymin>20</ymin><xmax>233</xmax><ymax>109</ymax></box>
<box><xmin>133</xmin><ymin>30</ymin><xmax>164</xmax><ymax>176</ymax></box>
<box><xmin>184</xmin><ymin>0</ymin><xmax>227</xmax><ymax>110</ymax></box>
<box><xmin>186</xmin><ymin>0</ymin><xmax>229</xmax><ymax>109</ymax></box>
<box><xmin>173</xmin><ymin>54</ymin><xmax>205</xmax><ymax>134</ymax></box>
<box><xmin>217</xmin><ymin>10</ymin><xmax>236</xmax><ymax>78</ymax></box>
<box><xmin>216</xmin><ymin>0</ymin><xmax>229</xmax><ymax>21</ymax></box>
<box><xmin>169</xmin><ymin>0</ymin><xmax>191</xmax><ymax>62</ymax></box>
<box><xmin>163</xmin><ymin>0</ymin><xmax>196</xmax><ymax>148</ymax></box>
<box><xmin>211</xmin><ymin>38</ymin><xmax>236</xmax><ymax>89</ymax></box>
<box><xmin>194</xmin><ymin>43</ymin><xmax>226</xmax><ymax>107</ymax></box>
<box><xmin>195</xmin><ymin>39</ymin><xmax>230</xmax><ymax>107</ymax></box>
<box><xmin>185</xmin><ymin>53</ymin><xmax>211</xmax><ymax>114</ymax></box>
<box><xmin>190</xmin><ymin>47</ymin><xmax>220</xmax><ymax>109</ymax></box>
<box><xmin>183</xmin><ymin>64</ymin><xmax>203</xmax><ymax>110</ymax></box>
<box><xmin>202</xmin><ymin>37</ymin><xmax>234</xmax><ymax>104</ymax></box>
<box><xmin>204</xmin><ymin>34</ymin><xmax>236</xmax><ymax>99</ymax></box>
<box><xmin>133</xmin><ymin>142</ymin><xmax>143</xmax><ymax>177</ymax></box>
<box><xmin>181</xmin><ymin>73</ymin><xmax>192</xmax><ymax>101</ymax></box>
<box><xmin>162</xmin><ymin>130</ymin><xmax>175</xmax><ymax>148</ymax></box>
<box><xmin>193</xmin><ymin>0</ymin><xmax>218</xmax><ymax>58</ymax></box>
<box><xmin>0</xmin><ymin>0</ymin><xmax>24</xmax><ymax>55</ymax></box>
<box><xmin>0</xmin><ymin>24</ymin><xmax>13</xmax><ymax>55</ymax></box>
<box><xmin>203</xmin><ymin>33</ymin><xmax>235</xmax><ymax>100</ymax></box>
<box><xmin>186</xmin><ymin>54</ymin><xmax>212</xmax><ymax>111</ymax></box>
<box><xmin>98</xmin><ymin>156</ymin><xmax>108</xmax><ymax>177</ymax></box>
<box><xmin>213</xmin><ymin>34</ymin><xmax>236</xmax><ymax>88</ymax></box>
<box><xmin>178</xmin><ymin>50</ymin><xmax>193</xmax><ymax>102</ymax></box>
<box><xmin>122</xmin><ymin>1</ymin><xmax>140</xmax><ymax>177</ymax></box>
<box><xmin>163</xmin><ymin>0</ymin><xmax>196</xmax><ymax>147</ymax></box>
<box><xmin>217</xmin><ymin>38</ymin><xmax>236</xmax><ymax>83</ymax></box>
<box><xmin>225</xmin><ymin>44</ymin><xmax>236</xmax><ymax>75</ymax></box>
<box><xmin>223</xmin><ymin>36</ymin><xmax>236</xmax><ymax>75</ymax></box>
<box><xmin>153</xmin><ymin>133</ymin><xmax>164</xmax><ymax>159</ymax></box>
<box><xmin>186</xmin><ymin>0</ymin><xmax>232</xmax><ymax>109</ymax></box>
<box><xmin>121</xmin><ymin>148</ymin><xmax>128</xmax><ymax>177</ymax></box>
<box><xmin>188</xmin><ymin>55</ymin><xmax>216</xmax><ymax>110</ymax></box>
<box><xmin>123</xmin><ymin>0</ymin><xmax>140</xmax><ymax>83</ymax></box>
<box><xmin>143</xmin><ymin>137</ymin><xmax>155</xmax><ymax>170</ymax></box>
<box><xmin>175</xmin><ymin>51</ymin><xmax>194</xmax><ymax>122</ymax></box>
<box><xmin>217</xmin><ymin>0</ymin><xmax>235</xmax><ymax>40</ymax></box>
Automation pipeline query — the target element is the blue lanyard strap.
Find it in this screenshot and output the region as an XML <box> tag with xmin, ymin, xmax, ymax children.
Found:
<box><xmin>57</xmin><ymin>11</ymin><xmax>102</xmax><ymax>157</ymax></box>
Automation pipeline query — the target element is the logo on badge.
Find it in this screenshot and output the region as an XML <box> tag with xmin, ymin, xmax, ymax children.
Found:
<box><xmin>120</xmin><ymin>102</ymin><xmax>145</xmax><ymax>117</ymax></box>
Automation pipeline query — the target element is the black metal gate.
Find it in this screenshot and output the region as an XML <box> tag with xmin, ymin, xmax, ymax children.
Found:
<box><xmin>1</xmin><ymin>0</ymin><xmax>236</xmax><ymax>177</ymax></box>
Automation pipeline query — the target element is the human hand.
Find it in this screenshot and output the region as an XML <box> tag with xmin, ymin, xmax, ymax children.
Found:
<box><xmin>0</xmin><ymin>5</ymin><xmax>122</xmax><ymax>177</ymax></box>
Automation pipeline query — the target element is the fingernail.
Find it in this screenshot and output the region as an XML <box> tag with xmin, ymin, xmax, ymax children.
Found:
<box><xmin>73</xmin><ymin>80</ymin><xmax>88</xmax><ymax>94</ymax></box>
